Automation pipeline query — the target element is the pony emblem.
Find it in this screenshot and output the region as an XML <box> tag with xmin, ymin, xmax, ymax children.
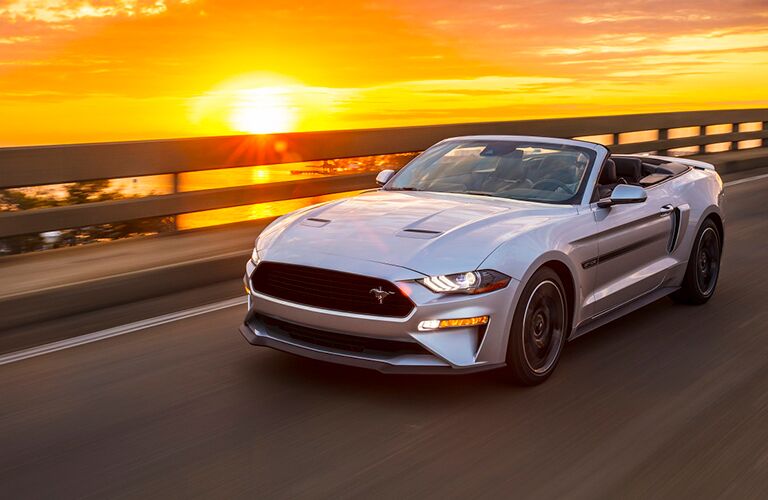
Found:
<box><xmin>369</xmin><ymin>287</ymin><xmax>395</xmax><ymax>304</ymax></box>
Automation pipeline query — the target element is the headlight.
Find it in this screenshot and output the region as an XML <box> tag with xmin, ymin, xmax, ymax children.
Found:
<box><xmin>251</xmin><ymin>247</ymin><xmax>261</xmax><ymax>265</ymax></box>
<box><xmin>419</xmin><ymin>270</ymin><xmax>510</xmax><ymax>294</ymax></box>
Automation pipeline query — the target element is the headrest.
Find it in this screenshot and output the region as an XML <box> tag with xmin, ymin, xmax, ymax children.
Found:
<box><xmin>613</xmin><ymin>157</ymin><xmax>643</xmax><ymax>180</ymax></box>
<box><xmin>480</xmin><ymin>143</ymin><xmax>520</xmax><ymax>156</ymax></box>
<box><xmin>492</xmin><ymin>150</ymin><xmax>524</xmax><ymax>179</ymax></box>
<box><xmin>599</xmin><ymin>159</ymin><xmax>617</xmax><ymax>185</ymax></box>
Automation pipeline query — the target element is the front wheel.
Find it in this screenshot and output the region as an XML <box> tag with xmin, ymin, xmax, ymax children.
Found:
<box><xmin>671</xmin><ymin>218</ymin><xmax>722</xmax><ymax>305</ymax></box>
<box><xmin>505</xmin><ymin>267</ymin><xmax>568</xmax><ymax>385</ymax></box>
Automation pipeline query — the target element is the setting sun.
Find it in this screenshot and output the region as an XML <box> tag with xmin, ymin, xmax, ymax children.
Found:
<box><xmin>189</xmin><ymin>74</ymin><xmax>317</xmax><ymax>136</ymax></box>
<box><xmin>229</xmin><ymin>87</ymin><xmax>296</xmax><ymax>134</ymax></box>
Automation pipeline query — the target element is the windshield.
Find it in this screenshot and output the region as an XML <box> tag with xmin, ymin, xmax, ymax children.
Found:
<box><xmin>385</xmin><ymin>139</ymin><xmax>596</xmax><ymax>204</ymax></box>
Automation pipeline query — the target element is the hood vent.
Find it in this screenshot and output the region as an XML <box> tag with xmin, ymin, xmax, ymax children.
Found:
<box><xmin>301</xmin><ymin>217</ymin><xmax>331</xmax><ymax>227</ymax></box>
<box><xmin>397</xmin><ymin>228</ymin><xmax>443</xmax><ymax>239</ymax></box>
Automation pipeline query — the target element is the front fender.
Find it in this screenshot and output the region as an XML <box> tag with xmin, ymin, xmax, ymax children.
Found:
<box><xmin>478</xmin><ymin>211</ymin><xmax>600</xmax><ymax>332</ymax></box>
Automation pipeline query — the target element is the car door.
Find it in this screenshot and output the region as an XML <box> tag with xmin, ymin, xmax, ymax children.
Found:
<box><xmin>590</xmin><ymin>185</ymin><xmax>677</xmax><ymax>315</ymax></box>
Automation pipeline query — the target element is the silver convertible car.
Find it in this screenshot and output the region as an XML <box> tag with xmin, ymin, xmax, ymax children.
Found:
<box><xmin>239</xmin><ymin>136</ymin><xmax>724</xmax><ymax>384</ymax></box>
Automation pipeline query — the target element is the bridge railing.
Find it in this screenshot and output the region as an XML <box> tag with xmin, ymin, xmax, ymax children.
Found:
<box><xmin>2</xmin><ymin>108</ymin><xmax>767</xmax><ymax>238</ymax></box>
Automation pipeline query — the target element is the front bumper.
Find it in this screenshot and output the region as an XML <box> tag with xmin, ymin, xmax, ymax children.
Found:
<box><xmin>240</xmin><ymin>259</ymin><xmax>519</xmax><ymax>374</ymax></box>
<box><xmin>239</xmin><ymin>318</ymin><xmax>497</xmax><ymax>374</ymax></box>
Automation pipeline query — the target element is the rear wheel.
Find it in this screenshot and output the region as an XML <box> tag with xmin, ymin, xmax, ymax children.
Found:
<box><xmin>672</xmin><ymin>218</ymin><xmax>722</xmax><ymax>305</ymax></box>
<box><xmin>505</xmin><ymin>267</ymin><xmax>568</xmax><ymax>385</ymax></box>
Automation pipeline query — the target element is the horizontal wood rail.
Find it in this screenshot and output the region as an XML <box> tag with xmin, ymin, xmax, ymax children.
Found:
<box><xmin>1</xmin><ymin>108</ymin><xmax>767</xmax><ymax>238</ymax></box>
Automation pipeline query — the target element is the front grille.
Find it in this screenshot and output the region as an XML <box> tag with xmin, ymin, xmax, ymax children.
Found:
<box><xmin>251</xmin><ymin>262</ymin><xmax>414</xmax><ymax>317</ymax></box>
<box><xmin>258</xmin><ymin>314</ymin><xmax>427</xmax><ymax>357</ymax></box>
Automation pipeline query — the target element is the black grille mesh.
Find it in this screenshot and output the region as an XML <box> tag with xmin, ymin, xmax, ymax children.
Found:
<box><xmin>258</xmin><ymin>314</ymin><xmax>426</xmax><ymax>356</ymax></box>
<box><xmin>251</xmin><ymin>262</ymin><xmax>414</xmax><ymax>317</ymax></box>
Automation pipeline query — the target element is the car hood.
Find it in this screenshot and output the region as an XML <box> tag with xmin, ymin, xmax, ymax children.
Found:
<box><xmin>257</xmin><ymin>190</ymin><xmax>576</xmax><ymax>276</ymax></box>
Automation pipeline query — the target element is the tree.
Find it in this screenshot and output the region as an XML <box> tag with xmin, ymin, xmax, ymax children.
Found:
<box><xmin>0</xmin><ymin>181</ymin><xmax>173</xmax><ymax>255</ymax></box>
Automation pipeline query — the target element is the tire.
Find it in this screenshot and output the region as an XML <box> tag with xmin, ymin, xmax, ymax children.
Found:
<box><xmin>671</xmin><ymin>218</ymin><xmax>722</xmax><ymax>305</ymax></box>
<box><xmin>505</xmin><ymin>267</ymin><xmax>568</xmax><ymax>385</ymax></box>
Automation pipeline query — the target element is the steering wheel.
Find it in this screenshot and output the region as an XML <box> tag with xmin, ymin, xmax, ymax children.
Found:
<box><xmin>531</xmin><ymin>178</ymin><xmax>571</xmax><ymax>192</ymax></box>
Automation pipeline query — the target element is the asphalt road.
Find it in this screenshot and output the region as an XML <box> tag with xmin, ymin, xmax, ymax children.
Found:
<box><xmin>3</xmin><ymin>169</ymin><xmax>768</xmax><ymax>499</ymax></box>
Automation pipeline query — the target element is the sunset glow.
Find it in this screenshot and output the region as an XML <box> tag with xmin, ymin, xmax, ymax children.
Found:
<box><xmin>228</xmin><ymin>87</ymin><xmax>295</xmax><ymax>134</ymax></box>
<box><xmin>1</xmin><ymin>1</ymin><xmax>767</xmax><ymax>146</ymax></box>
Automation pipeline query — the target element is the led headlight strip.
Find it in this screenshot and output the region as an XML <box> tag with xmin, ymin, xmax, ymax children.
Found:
<box><xmin>419</xmin><ymin>270</ymin><xmax>510</xmax><ymax>294</ymax></box>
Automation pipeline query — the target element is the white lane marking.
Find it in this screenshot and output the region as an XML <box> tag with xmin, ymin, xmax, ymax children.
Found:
<box><xmin>0</xmin><ymin>296</ymin><xmax>247</xmax><ymax>367</ymax></box>
<box><xmin>724</xmin><ymin>172</ymin><xmax>768</xmax><ymax>187</ymax></box>
<box><xmin>3</xmin><ymin>169</ymin><xmax>768</xmax><ymax>367</ymax></box>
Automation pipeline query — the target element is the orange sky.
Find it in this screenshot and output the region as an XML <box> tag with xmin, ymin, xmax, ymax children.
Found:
<box><xmin>1</xmin><ymin>0</ymin><xmax>767</xmax><ymax>146</ymax></box>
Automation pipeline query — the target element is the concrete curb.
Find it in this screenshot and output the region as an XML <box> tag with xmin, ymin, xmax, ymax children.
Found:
<box><xmin>710</xmin><ymin>155</ymin><xmax>768</xmax><ymax>175</ymax></box>
<box><xmin>0</xmin><ymin>250</ymin><xmax>249</xmax><ymax>331</ymax></box>
<box><xmin>692</xmin><ymin>149</ymin><xmax>768</xmax><ymax>175</ymax></box>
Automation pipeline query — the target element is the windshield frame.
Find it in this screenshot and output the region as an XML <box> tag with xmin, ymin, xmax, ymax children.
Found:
<box><xmin>384</xmin><ymin>136</ymin><xmax>606</xmax><ymax>206</ymax></box>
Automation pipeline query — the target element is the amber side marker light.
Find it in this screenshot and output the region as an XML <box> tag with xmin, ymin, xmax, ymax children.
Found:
<box><xmin>418</xmin><ymin>316</ymin><xmax>489</xmax><ymax>331</ymax></box>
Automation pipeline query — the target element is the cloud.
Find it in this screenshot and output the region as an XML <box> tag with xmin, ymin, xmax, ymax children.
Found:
<box><xmin>0</xmin><ymin>0</ymin><xmax>191</xmax><ymax>24</ymax></box>
<box><xmin>0</xmin><ymin>35</ymin><xmax>38</xmax><ymax>43</ymax></box>
<box><xmin>574</xmin><ymin>13</ymin><xmax>714</xmax><ymax>24</ymax></box>
<box><xmin>374</xmin><ymin>76</ymin><xmax>573</xmax><ymax>93</ymax></box>
<box><xmin>542</xmin><ymin>29</ymin><xmax>768</xmax><ymax>63</ymax></box>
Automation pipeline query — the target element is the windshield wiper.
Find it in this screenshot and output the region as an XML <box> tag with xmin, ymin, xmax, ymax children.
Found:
<box><xmin>463</xmin><ymin>191</ymin><xmax>497</xmax><ymax>197</ymax></box>
<box><xmin>386</xmin><ymin>186</ymin><xmax>423</xmax><ymax>191</ymax></box>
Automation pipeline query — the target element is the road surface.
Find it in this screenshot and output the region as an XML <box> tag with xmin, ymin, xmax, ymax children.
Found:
<box><xmin>2</xmin><ymin>168</ymin><xmax>768</xmax><ymax>499</ymax></box>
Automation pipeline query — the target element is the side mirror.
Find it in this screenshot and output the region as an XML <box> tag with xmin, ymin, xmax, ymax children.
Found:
<box><xmin>375</xmin><ymin>169</ymin><xmax>395</xmax><ymax>187</ymax></box>
<box><xmin>597</xmin><ymin>184</ymin><xmax>647</xmax><ymax>208</ymax></box>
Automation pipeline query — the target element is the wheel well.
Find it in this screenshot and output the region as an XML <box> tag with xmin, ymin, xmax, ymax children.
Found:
<box><xmin>705</xmin><ymin>213</ymin><xmax>725</xmax><ymax>251</ymax></box>
<box><xmin>540</xmin><ymin>260</ymin><xmax>575</xmax><ymax>330</ymax></box>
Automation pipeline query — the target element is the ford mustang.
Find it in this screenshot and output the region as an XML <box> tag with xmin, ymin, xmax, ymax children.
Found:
<box><xmin>239</xmin><ymin>136</ymin><xmax>724</xmax><ymax>384</ymax></box>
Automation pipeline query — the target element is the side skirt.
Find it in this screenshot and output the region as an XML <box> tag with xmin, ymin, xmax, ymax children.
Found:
<box><xmin>569</xmin><ymin>286</ymin><xmax>680</xmax><ymax>341</ymax></box>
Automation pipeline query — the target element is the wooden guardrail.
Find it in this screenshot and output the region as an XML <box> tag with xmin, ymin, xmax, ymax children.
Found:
<box><xmin>1</xmin><ymin>109</ymin><xmax>767</xmax><ymax>238</ymax></box>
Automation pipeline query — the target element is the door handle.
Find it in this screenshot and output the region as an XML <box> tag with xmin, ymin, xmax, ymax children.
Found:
<box><xmin>659</xmin><ymin>204</ymin><xmax>674</xmax><ymax>215</ymax></box>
